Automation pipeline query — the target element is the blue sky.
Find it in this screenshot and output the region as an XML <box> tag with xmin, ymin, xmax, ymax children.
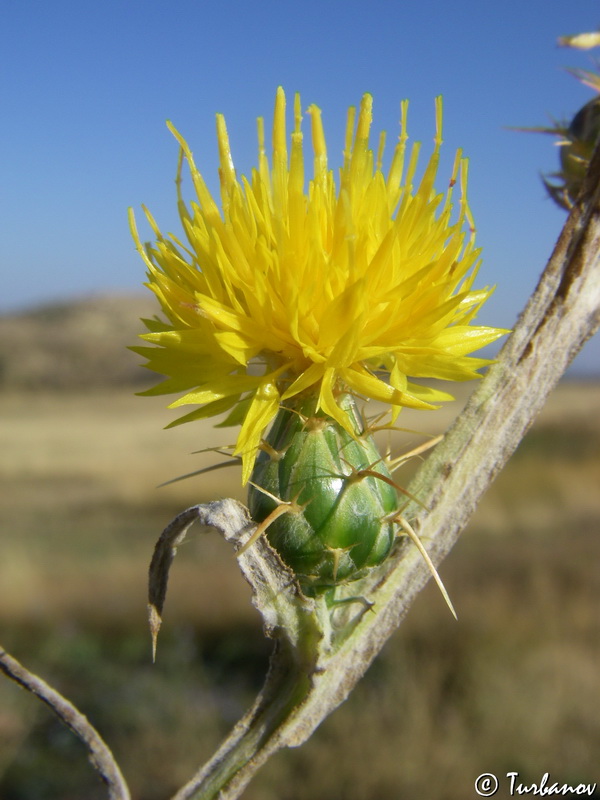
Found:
<box><xmin>1</xmin><ymin>0</ymin><xmax>599</xmax><ymax>372</ymax></box>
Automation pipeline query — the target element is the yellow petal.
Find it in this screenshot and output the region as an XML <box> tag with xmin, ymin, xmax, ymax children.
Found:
<box><xmin>133</xmin><ymin>89</ymin><xmax>508</xmax><ymax>466</ymax></box>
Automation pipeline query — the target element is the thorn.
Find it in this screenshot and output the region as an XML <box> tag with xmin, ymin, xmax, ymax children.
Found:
<box><xmin>258</xmin><ymin>440</ymin><xmax>287</xmax><ymax>461</ymax></box>
<box><xmin>393</xmin><ymin>514</ymin><xmax>457</xmax><ymax>620</ymax></box>
<box><xmin>247</xmin><ymin>480</ymin><xmax>283</xmax><ymax>505</ymax></box>
<box><xmin>353</xmin><ymin>465</ymin><xmax>429</xmax><ymax>511</ymax></box>
<box><xmin>387</xmin><ymin>434</ymin><xmax>444</xmax><ymax>471</ymax></box>
<box><xmin>190</xmin><ymin>445</ymin><xmax>236</xmax><ymax>455</ymax></box>
<box><xmin>157</xmin><ymin>458</ymin><xmax>239</xmax><ymax>487</ymax></box>
<box><xmin>148</xmin><ymin>604</ymin><xmax>162</xmax><ymax>663</ymax></box>
<box><xmin>238</xmin><ymin>491</ymin><xmax>307</xmax><ymax>555</ymax></box>
<box><xmin>325</xmin><ymin>543</ymin><xmax>355</xmax><ymax>583</ymax></box>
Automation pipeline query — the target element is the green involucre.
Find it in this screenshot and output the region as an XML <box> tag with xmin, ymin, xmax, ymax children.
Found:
<box><xmin>248</xmin><ymin>393</ymin><xmax>399</xmax><ymax>595</ymax></box>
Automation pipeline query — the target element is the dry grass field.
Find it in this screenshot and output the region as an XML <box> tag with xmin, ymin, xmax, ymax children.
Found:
<box><xmin>1</xmin><ymin>377</ymin><xmax>599</xmax><ymax>799</ymax></box>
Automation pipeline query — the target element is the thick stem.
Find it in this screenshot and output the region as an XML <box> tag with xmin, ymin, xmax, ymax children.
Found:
<box><xmin>170</xmin><ymin>651</ymin><xmax>310</xmax><ymax>800</ymax></box>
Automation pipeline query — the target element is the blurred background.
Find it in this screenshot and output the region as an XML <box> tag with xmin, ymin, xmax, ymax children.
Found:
<box><xmin>1</xmin><ymin>1</ymin><xmax>599</xmax><ymax>798</ymax></box>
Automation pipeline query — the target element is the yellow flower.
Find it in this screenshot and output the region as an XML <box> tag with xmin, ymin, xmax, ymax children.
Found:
<box><xmin>131</xmin><ymin>87</ymin><xmax>506</xmax><ymax>484</ymax></box>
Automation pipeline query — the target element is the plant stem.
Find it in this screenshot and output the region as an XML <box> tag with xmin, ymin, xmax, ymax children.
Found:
<box><xmin>0</xmin><ymin>647</ymin><xmax>130</xmax><ymax>800</ymax></box>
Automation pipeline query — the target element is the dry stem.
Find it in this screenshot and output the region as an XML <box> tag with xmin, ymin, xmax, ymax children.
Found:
<box><xmin>0</xmin><ymin>647</ymin><xmax>130</xmax><ymax>800</ymax></box>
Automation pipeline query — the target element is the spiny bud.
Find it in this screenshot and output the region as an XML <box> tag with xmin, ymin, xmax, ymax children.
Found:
<box><xmin>248</xmin><ymin>393</ymin><xmax>398</xmax><ymax>596</ymax></box>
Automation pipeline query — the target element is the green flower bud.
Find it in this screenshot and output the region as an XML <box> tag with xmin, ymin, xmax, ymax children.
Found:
<box><xmin>248</xmin><ymin>393</ymin><xmax>398</xmax><ymax>596</ymax></box>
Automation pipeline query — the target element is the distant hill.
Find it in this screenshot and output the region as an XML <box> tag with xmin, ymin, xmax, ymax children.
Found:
<box><xmin>1</xmin><ymin>292</ymin><xmax>597</xmax><ymax>392</ymax></box>
<box><xmin>0</xmin><ymin>293</ymin><xmax>162</xmax><ymax>390</ymax></box>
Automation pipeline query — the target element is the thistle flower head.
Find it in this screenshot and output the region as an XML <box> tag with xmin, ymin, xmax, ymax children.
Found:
<box><xmin>131</xmin><ymin>88</ymin><xmax>505</xmax><ymax>483</ymax></box>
